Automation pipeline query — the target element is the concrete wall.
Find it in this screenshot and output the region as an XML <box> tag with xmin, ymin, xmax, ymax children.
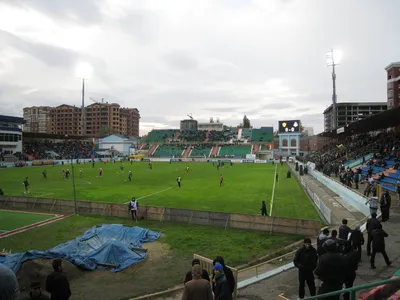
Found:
<box><xmin>0</xmin><ymin>196</ymin><xmax>321</xmax><ymax>236</ymax></box>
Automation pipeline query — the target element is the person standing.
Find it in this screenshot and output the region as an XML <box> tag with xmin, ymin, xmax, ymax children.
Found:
<box><xmin>314</xmin><ymin>240</ymin><xmax>348</xmax><ymax>300</ymax></box>
<box><xmin>23</xmin><ymin>177</ymin><xmax>30</xmax><ymax>194</ymax></box>
<box><xmin>293</xmin><ymin>238</ymin><xmax>318</xmax><ymax>299</ymax></box>
<box><xmin>365</xmin><ymin>194</ymin><xmax>379</xmax><ymax>216</ymax></box>
<box><xmin>177</xmin><ymin>176</ymin><xmax>181</xmax><ymax>188</ymax></box>
<box><xmin>342</xmin><ymin>245</ymin><xmax>360</xmax><ymax>300</ymax></box>
<box><xmin>380</xmin><ymin>190</ymin><xmax>391</xmax><ymax>222</ymax></box>
<box><xmin>181</xmin><ymin>265</ymin><xmax>213</xmax><ymax>300</ymax></box>
<box><xmin>0</xmin><ymin>263</ymin><xmax>20</xmax><ymax>300</ymax></box>
<box><xmin>338</xmin><ymin>219</ymin><xmax>351</xmax><ymax>240</ymax></box>
<box><xmin>317</xmin><ymin>228</ymin><xmax>330</xmax><ymax>257</ymax></box>
<box><xmin>349</xmin><ymin>226</ymin><xmax>364</xmax><ymax>261</ymax></box>
<box><xmin>184</xmin><ymin>259</ymin><xmax>210</xmax><ymax>284</ymax></box>
<box><xmin>370</xmin><ymin>223</ymin><xmax>391</xmax><ymax>269</ymax></box>
<box><xmin>396</xmin><ymin>180</ymin><xmax>400</xmax><ymax>206</ymax></box>
<box><xmin>220</xmin><ymin>175</ymin><xmax>224</xmax><ymax>187</ymax></box>
<box><xmin>260</xmin><ymin>201</ymin><xmax>268</xmax><ymax>216</ymax></box>
<box><xmin>129</xmin><ymin>197</ymin><xmax>139</xmax><ymax>221</ymax></box>
<box><xmin>45</xmin><ymin>259</ymin><xmax>71</xmax><ymax>300</ymax></box>
<box><xmin>212</xmin><ymin>256</ymin><xmax>235</xmax><ymax>296</ymax></box>
<box><xmin>366</xmin><ymin>213</ymin><xmax>381</xmax><ymax>256</ymax></box>
<box><xmin>212</xmin><ymin>263</ymin><xmax>232</xmax><ymax>300</ymax></box>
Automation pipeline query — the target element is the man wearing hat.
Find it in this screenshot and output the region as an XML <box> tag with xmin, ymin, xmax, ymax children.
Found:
<box><xmin>183</xmin><ymin>259</ymin><xmax>210</xmax><ymax>284</ymax></box>
<box><xmin>181</xmin><ymin>265</ymin><xmax>213</xmax><ymax>300</ymax></box>
<box><xmin>21</xmin><ymin>282</ymin><xmax>50</xmax><ymax>300</ymax></box>
<box><xmin>212</xmin><ymin>263</ymin><xmax>232</xmax><ymax>300</ymax></box>
<box><xmin>293</xmin><ymin>238</ymin><xmax>318</xmax><ymax>299</ymax></box>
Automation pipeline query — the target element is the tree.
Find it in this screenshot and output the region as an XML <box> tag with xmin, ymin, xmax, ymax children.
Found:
<box><xmin>210</xmin><ymin>117</ymin><xmax>214</xmax><ymax>123</ymax></box>
<box><xmin>243</xmin><ymin>115</ymin><xmax>251</xmax><ymax>128</ymax></box>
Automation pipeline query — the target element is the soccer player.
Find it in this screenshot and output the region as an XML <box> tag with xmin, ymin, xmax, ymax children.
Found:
<box><xmin>61</xmin><ymin>168</ymin><xmax>65</xmax><ymax>178</ymax></box>
<box><xmin>185</xmin><ymin>166</ymin><xmax>190</xmax><ymax>175</ymax></box>
<box><xmin>99</xmin><ymin>168</ymin><xmax>103</xmax><ymax>178</ymax></box>
<box><xmin>149</xmin><ymin>161</ymin><xmax>153</xmax><ymax>169</ymax></box>
<box><xmin>120</xmin><ymin>165</ymin><xmax>124</xmax><ymax>173</ymax></box>
<box><xmin>23</xmin><ymin>177</ymin><xmax>29</xmax><ymax>194</ymax></box>
<box><xmin>42</xmin><ymin>169</ymin><xmax>47</xmax><ymax>179</ymax></box>
<box><xmin>128</xmin><ymin>171</ymin><xmax>132</xmax><ymax>182</ymax></box>
<box><xmin>65</xmin><ymin>169</ymin><xmax>70</xmax><ymax>180</ymax></box>
<box><xmin>79</xmin><ymin>168</ymin><xmax>83</xmax><ymax>177</ymax></box>
<box><xmin>129</xmin><ymin>197</ymin><xmax>139</xmax><ymax>221</ymax></box>
<box><xmin>177</xmin><ymin>176</ymin><xmax>181</xmax><ymax>188</ymax></box>
<box><xmin>220</xmin><ymin>175</ymin><xmax>224</xmax><ymax>187</ymax></box>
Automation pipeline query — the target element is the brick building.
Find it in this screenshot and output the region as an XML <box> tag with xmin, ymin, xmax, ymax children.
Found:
<box><xmin>385</xmin><ymin>62</ymin><xmax>400</xmax><ymax>108</ymax></box>
<box><xmin>23</xmin><ymin>103</ymin><xmax>140</xmax><ymax>137</ymax></box>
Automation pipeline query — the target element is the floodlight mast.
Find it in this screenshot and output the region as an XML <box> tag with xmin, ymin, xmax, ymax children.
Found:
<box><xmin>326</xmin><ymin>49</ymin><xmax>340</xmax><ymax>131</ymax></box>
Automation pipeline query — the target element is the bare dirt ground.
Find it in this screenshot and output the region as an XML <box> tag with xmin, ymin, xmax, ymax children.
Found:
<box><xmin>16</xmin><ymin>241</ymin><xmax>192</xmax><ymax>300</ymax></box>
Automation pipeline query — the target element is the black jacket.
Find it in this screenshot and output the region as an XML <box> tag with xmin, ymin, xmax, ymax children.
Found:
<box><xmin>214</xmin><ymin>275</ymin><xmax>232</xmax><ymax>300</ymax></box>
<box><xmin>366</xmin><ymin>218</ymin><xmax>381</xmax><ymax>234</ymax></box>
<box><xmin>371</xmin><ymin>228</ymin><xmax>388</xmax><ymax>251</ymax></box>
<box><xmin>314</xmin><ymin>252</ymin><xmax>348</xmax><ymax>284</ymax></box>
<box><xmin>349</xmin><ymin>229</ymin><xmax>364</xmax><ymax>246</ymax></box>
<box><xmin>212</xmin><ymin>257</ymin><xmax>235</xmax><ymax>294</ymax></box>
<box><xmin>317</xmin><ymin>234</ymin><xmax>329</xmax><ymax>256</ymax></box>
<box><xmin>45</xmin><ymin>271</ymin><xmax>71</xmax><ymax>300</ymax></box>
<box><xmin>184</xmin><ymin>269</ymin><xmax>210</xmax><ymax>284</ymax></box>
<box><xmin>293</xmin><ymin>246</ymin><xmax>318</xmax><ymax>272</ymax></box>
<box><xmin>344</xmin><ymin>250</ymin><xmax>360</xmax><ymax>274</ymax></box>
<box><xmin>338</xmin><ymin>225</ymin><xmax>351</xmax><ymax>240</ymax></box>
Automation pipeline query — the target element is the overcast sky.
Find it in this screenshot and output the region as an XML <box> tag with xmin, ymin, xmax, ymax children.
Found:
<box><xmin>0</xmin><ymin>0</ymin><xmax>399</xmax><ymax>135</ymax></box>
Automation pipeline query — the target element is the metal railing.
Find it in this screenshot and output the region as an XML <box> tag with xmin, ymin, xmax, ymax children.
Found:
<box><xmin>302</xmin><ymin>277</ymin><xmax>400</xmax><ymax>300</ymax></box>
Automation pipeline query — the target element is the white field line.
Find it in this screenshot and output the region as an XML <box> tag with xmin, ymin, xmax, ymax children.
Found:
<box><xmin>124</xmin><ymin>187</ymin><xmax>173</xmax><ymax>204</ymax></box>
<box><xmin>0</xmin><ymin>209</ymin><xmax>60</xmax><ymax>217</ymax></box>
<box><xmin>35</xmin><ymin>192</ymin><xmax>54</xmax><ymax>197</ymax></box>
<box><xmin>269</xmin><ymin>163</ymin><xmax>278</xmax><ymax>216</ymax></box>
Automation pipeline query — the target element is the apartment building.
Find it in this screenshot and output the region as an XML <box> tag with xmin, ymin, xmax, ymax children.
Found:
<box><xmin>23</xmin><ymin>103</ymin><xmax>140</xmax><ymax>137</ymax></box>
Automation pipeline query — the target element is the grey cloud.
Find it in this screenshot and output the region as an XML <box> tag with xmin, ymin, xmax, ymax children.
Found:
<box><xmin>162</xmin><ymin>50</ymin><xmax>199</xmax><ymax>71</ymax></box>
<box><xmin>119</xmin><ymin>10</ymin><xmax>161</xmax><ymax>45</ymax></box>
<box><xmin>1</xmin><ymin>0</ymin><xmax>104</xmax><ymax>24</ymax></box>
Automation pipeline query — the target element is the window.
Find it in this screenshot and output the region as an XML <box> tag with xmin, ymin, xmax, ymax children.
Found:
<box><xmin>388</xmin><ymin>90</ymin><xmax>393</xmax><ymax>98</ymax></box>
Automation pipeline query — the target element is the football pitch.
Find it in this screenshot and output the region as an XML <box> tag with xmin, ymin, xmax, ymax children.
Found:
<box><xmin>0</xmin><ymin>162</ymin><xmax>319</xmax><ymax>220</ymax></box>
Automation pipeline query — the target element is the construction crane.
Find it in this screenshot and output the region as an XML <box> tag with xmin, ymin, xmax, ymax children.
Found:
<box><xmin>187</xmin><ymin>114</ymin><xmax>193</xmax><ymax>120</ymax></box>
<box><xmin>89</xmin><ymin>97</ymin><xmax>106</xmax><ymax>104</ymax></box>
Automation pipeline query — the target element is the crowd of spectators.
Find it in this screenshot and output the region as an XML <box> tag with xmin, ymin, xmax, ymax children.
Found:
<box><xmin>208</xmin><ymin>130</ymin><xmax>234</xmax><ymax>142</ymax></box>
<box><xmin>180</xmin><ymin>130</ymin><xmax>207</xmax><ymax>142</ymax></box>
<box><xmin>23</xmin><ymin>140</ymin><xmax>96</xmax><ymax>160</ymax></box>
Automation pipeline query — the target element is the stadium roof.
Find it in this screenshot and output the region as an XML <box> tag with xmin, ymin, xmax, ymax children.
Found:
<box><xmin>0</xmin><ymin>115</ymin><xmax>25</xmax><ymax>124</ymax></box>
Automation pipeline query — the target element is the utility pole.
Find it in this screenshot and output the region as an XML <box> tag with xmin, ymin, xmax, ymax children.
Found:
<box><xmin>326</xmin><ymin>49</ymin><xmax>339</xmax><ymax>131</ymax></box>
<box><xmin>81</xmin><ymin>78</ymin><xmax>86</xmax><ymax>136</ymax></box>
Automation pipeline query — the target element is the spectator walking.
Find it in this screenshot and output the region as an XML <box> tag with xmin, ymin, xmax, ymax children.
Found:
<box><xmin>0</xmin><ymin>263</ymin><xmax>20</xmax><ymax>300</ymax></box>
<box><xmin>21</xmin><ymin>282</ymin><xmax>50</xmax><ymax>300</ymax></box>
<box><xmin>317</xmin><ymin>228</ymin><xmax>330</xmax><ymax>256</ymax></box>
<box><xmin>212</xmin><ymin>263</ymin><xmax>232</xmax><ymax>300</ymax></box>
<box><xmin>366</xmin><ymin>213</ymin><xmax>381</xmax><ymax>256</ymax></box>
<box><xmin>314</xmin><ymin>240</ymin><xmax>348</xmax><ymax>300</ymax></box>
<box><xmin>370</xmin><ymin>223</ymin><xmax>391</xmax><ymax>269</ymax></box>
<box><xmin>260</xmin><ymin>201</ymin><xmax>268</xmax><ymax>216</ymax></box>
<box><xmin>184</xmin><ymin>259</ymin><xmax>210</xmax><ymax>284</ymax></box>
<box><xmin>342</xmin><ymin>245</ymin><xmax>360</xmax><ymax>300</ymax></box>
<box><xmin>365</xmin><ymin>194</ymin><xmax>379</xmax><ymax>216</ymax></box>
<box><xmin>181</xmin><ymin>265</ymin><xmax>213</xmax><ymax>300</ymax></box>
<box><xmin>338</xmin><ymin>219</ymin><xmax>351</xmax><ymax>240</ymax></box>
<box><xmin>396</xmin><ymin>180</ymin><xmax>400</xmax><ymax>206</ymax></box>
<box><xmin>349</xmin><ymin>226</ymin><xmax>364</xmax><ymax>261</ymax></box>
<box><xmin>293</xmin><ymin>238</ymin><xmax>318</xmax><ymax>299</ymax></box>
<box><xmin>353</xmin><ymin>173</ymin><xmax>359</xmax><ymax>190</ymax></box>
<box><xmin>45</xmin><ymin>259</ymin><xmax>71</xmax><ymax>300</ymax></box>
<box><xmin>380</xmin><ymin>190</ymin><xmax>391</xmax><ymax>222</ymax></box>
<box><xmin>212</xmin><ymin>256</ymin><xmax>235</xmax><ymax>295</ymax></box>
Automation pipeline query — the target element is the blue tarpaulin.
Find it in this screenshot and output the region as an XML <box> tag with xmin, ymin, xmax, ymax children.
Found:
<box><xmin>0</xmin><ymin>224</ymin><xmax>161</xmax><ymax>273</ymax></box>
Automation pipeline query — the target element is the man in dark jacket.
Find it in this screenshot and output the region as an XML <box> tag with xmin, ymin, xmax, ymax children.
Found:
<box><xmin>314</xmin><ymin>240</ymin><xmax>348</xmax><ymax>300</ymax></box>
<box><xmin>370</xmin><ymin>223</ymin><xmax>391</xmax><ymax>269</ymax></box>
<box><xmin>212</xmin><ymin>256</ymin><xmax>235</xmax><ymax>295</ymax></box>
<box><xmin>366</xmin><ymin>213</ymin><xmax>381</xmax><ymax>256</ymax></box>
<box><xmin>338</xmin><ymin>219</ymin><xmax>351</xmax><ymax>240</ymax></box>
<box><xmin>349</xmin><ymin>226</ymin><xmax>364</xmax><ymax>261</ymax></box>
<box><xmin>293</xmin><ymin>238</ymin><xmax>318</xmax><ymax>299</ymax></box>
<box><xmin>342</xmin><ymin>244</ymin><xmax>360</xmax><ymax>300</ymax></box>
<box><xmin>45</xmin><ymin>259</ymin><xmax>71</xmax><ymax>300</ymax></box>
<box><xmin>184</xmin><ymin>259</ymin><xmax>210</xmax><ymax>284</ymax></box>
<box><xmin>212</xmin><ymin>263</ymin><xmax>232</xmax><ymax>300</ymax></box>
<box><xmin>317</xmin><ymin>228</ymin><xmax>330</xmax><ymax>256</ymax></box>
<box><xmin>380</xmin><ymin>190</ymin><xmax>391</xmax><ymax>222</ymax></box>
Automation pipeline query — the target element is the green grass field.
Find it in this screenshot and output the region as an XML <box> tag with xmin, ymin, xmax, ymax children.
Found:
<box><xmin>0</xmin><ymin>162</ymin><xmax>319</xmax><ymax>220</ymax></box>
<box><xmin>0</xmin><ymin>210</ymin><xmax>57</xmax><ymax>232</ymax></box>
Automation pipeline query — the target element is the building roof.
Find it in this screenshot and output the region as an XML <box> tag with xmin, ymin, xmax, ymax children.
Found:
<box><xmin>323</xmin><ymin>102</ymin><xmax>387</xmax><ymax>114</ymax></box>
<box><xmin>0</xmin><ymin>115</ymin><xmax>25</xmax><ymax>124</ymax></box>
<box><xmin>385</xmin><ymin>62</ymin><xmax>400</xmax><ymax>71</ymax></box>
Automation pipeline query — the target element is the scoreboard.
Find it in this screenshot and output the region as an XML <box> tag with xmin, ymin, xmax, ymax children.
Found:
<box><xmin>278</xmin><ymin>120</ymin><xmax>300</xmax><ymax>133</ymax></box>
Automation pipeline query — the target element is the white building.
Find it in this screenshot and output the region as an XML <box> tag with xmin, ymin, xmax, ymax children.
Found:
<box><xmin>0</xmin><ymin>115</ymin><xmax>24</xmax><ymax>154</ymax></box>
<box><xmin>98</xmin><ymin>135</ymin><xmax>138</xmax><ymax>156</ymax></box>
<box><xmin>197</xmin><ymin>122</ymin><xmax>223</xmax><ymax>131</ymax></box>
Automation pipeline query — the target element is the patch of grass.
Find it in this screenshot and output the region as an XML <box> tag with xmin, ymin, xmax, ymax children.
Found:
<box><xmin>0</xmin><ymin>162</ymin><xmax>319</xmax><ymax>219</ymax></box>
<box><xmin>1</xmin><ymin>215</ymin><xmax>301</xmax><ymax>266</ymax></box>
<box><xmin>0</xmin><ymin>210</ymin><xmax>56</xmax><ymax>232</ymax></box>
